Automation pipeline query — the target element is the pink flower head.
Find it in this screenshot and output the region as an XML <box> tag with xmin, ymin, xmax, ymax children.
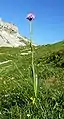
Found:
<box><xmin>26</xmin><ymin>13</ymin><xmax>35</xmax><ymax>21</ymax></box>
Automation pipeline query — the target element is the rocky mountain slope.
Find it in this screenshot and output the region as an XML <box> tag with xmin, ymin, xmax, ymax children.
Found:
<box><xmin>0</xmin><ymin>18</ymin><xmax>29</xmax><ymax>47</ymax></box>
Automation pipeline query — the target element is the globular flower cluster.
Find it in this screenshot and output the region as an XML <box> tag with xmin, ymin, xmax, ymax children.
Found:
<box><xmin>26</xmin><ymin>13</ymin><xmax>35</xmax><ymax>21</ymax></box>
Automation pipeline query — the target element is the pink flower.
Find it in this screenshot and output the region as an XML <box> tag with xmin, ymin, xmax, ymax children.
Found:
<box><xmin>26</xmin><ymin>13</ymin><xmax>35</xmax><ymax>21</ymax></box>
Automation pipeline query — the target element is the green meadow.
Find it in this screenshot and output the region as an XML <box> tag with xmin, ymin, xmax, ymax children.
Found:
<box><xmin>0</xmin><ymin>41</ymin><xmax>64</xmax><ymax>119</ymax></box>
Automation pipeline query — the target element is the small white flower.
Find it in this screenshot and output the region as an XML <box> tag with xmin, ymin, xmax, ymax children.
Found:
<box><xmin>5</xmin><ymin>94</ymin><xmax>9</xmax><ymax>97</ymax></box>
<box><xmin>27</xmin><ymin>114</ymin><xmax>30</xmax><ymax>117</ymax></box>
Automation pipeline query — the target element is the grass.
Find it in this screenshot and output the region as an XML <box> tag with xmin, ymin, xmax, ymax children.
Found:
<box><xmin>0</xmin><ymin>41</ymin><xmax>64</xmax><ymax>118</ymax></box>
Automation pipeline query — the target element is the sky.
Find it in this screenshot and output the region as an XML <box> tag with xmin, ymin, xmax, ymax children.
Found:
<box><xmin>0</xmin><ymin>0</ymin><xmax>64</xmax><ymax>45</ymax></box>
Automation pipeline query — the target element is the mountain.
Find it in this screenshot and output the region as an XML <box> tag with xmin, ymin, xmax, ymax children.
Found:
<box><xmin>0</xmin><ymin>18</ymin><xmax>29</xmax><ymax>47</ymax></box>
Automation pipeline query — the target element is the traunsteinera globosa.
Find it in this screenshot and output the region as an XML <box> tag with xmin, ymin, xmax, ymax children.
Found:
<box><xmin>26</xmin><ymin>13</ymin><xmax>38</xmax><ymax>103</ymax></box>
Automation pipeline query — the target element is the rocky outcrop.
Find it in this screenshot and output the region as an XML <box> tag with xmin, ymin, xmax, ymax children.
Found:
<box><xmin>0</xmin><ymin>18</ymin><xmax>29</xmax><ymax>47</ymax></box>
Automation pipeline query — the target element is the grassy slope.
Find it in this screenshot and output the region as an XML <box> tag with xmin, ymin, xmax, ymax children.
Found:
<box><xmin>0</xmin><ymin>41</ymin><xmax>64</xmax><ymax>119</ymax></box>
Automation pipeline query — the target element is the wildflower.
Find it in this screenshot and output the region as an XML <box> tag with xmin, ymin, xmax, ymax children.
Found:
<box><xmin>26</xmin><ymin>13</ymin><xmax>38</xmax><ymax>99</ymax></box>
<box><xmin>26</xmin><ymin>13</ymin><xmax>35</xmax><ymax>21</ymax></box>
<box><xmin>5</xmin><ymin>94</ymin><xmax>9</xmax><ymax>97</ymax></box>
<box><xmin>27</xmin><ymin>114</ymin><xmax>30</xmax><ymax>117</ymax></box>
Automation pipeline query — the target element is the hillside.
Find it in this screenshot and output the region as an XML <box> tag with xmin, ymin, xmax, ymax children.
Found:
<box><xmin>0</xmin><ymin>40</ymin><xmax>64</xmax><ymax>119</ymax></box>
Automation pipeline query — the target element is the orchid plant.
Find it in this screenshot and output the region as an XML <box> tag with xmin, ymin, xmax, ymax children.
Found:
<box><xmin>26</xmin><ymin>13</ymin><xmax>38</xmax><ymax>102</ymax></box>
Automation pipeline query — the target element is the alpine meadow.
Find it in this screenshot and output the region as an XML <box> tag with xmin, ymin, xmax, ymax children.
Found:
<box><xmin>0</xmin><ymin>40</ymin><xmax>64</xmax><ymax>118</ymax></box>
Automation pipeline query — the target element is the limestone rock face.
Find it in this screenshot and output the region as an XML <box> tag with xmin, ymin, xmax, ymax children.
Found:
<box><xmin>0</xmin><ymin>19</ymin><xmax>29</xmax><ymax>47</ymax></box>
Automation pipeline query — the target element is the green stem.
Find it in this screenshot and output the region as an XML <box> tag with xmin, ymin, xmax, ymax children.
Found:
<box><xmin>29</xmin><ymin>21</ymin><xmax>37</xmax><ymax>98</ymax></box>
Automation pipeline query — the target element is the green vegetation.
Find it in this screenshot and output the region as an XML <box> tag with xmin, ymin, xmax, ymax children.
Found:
<box><xmin>0</xmin><ymin>40</ymin><xmax>64</xmax><ymax>119</ymax></box>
